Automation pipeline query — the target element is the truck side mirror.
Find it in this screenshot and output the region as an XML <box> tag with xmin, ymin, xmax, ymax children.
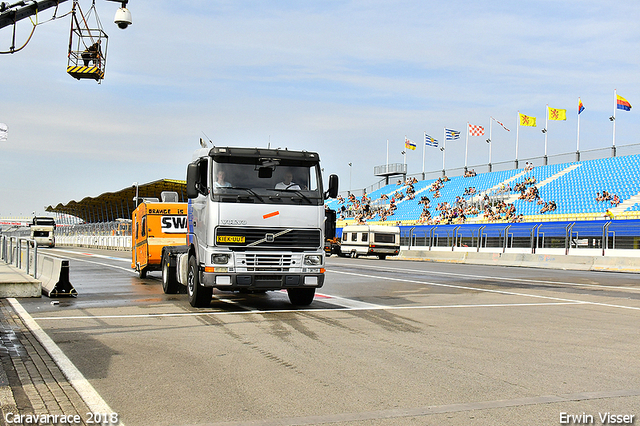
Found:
<box><xmin>326</xmin><ymin>174</ymin><xmax>339</xmax><ymax>199</ymax></box>
<box><xmin>186</xmin><ymin>163</ymin><xmax>200</xmax><ymax>198</ymax></box>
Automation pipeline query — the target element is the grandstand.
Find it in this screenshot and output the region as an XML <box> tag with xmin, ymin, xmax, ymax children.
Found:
<box><xmin>327</xmin><ymin>153</ymin><xmax>640</xmax><ymax>227</ymax></box>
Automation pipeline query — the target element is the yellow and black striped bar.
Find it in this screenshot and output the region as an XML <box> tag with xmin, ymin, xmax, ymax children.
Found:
<box><xmin>67</xmin><ymin>65</ymin><xmax>104</xmax><ymax>81</ymax></box>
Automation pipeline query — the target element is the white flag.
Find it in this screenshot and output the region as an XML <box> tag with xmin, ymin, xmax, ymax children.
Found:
<box><xmin>0</xmin><ymin>123</ymin><xmax>7</xmax><ymax>141</ymax></box>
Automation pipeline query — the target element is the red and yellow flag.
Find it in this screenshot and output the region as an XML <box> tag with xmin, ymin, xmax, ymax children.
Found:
<box><xmin>519</xmin><ymin>113</ymin><xmax>536</xmax><ymax>127</ymax></box>
<box><xmin>548</xmin><ymin>107</ymin><xmax>567</xmax><ymax>121</ymax></box>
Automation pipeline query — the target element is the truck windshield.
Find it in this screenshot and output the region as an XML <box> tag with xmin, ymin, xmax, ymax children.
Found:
<box><xmin>211</xmin><ymin>159</ymin><xmax>322</xmax><ymax>205</ymax></box>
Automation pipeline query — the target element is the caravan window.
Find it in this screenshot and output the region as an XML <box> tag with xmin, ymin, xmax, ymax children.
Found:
<box><xmin>361</xmin><ymin>233</ymin><xmax>368</xmax><ymax>242</ymax></box>
<box><xmin>351</xmin><ymin>233</ymin><xmax>357</xmax><ymax>242</ymax></box>
<box><xmin>374</xmin><ymin>233</ymin><xmax>395</xmax><ymax>243</ymax></box>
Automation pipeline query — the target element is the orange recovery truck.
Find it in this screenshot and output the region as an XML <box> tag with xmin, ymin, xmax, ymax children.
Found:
<box><xmin>131</xmin><ymin>192</ymin><xmax>188</xmax><ymax>278</ymax></box>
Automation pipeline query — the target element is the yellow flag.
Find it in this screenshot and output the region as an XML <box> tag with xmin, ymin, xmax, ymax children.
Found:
<box><xmin>548</xmin><ymin>107</ymin><xmax>567</xmax><ymax>121</ymax></box>
<box><xmin>519</xmin><ymin>113</ymin><xmax>536</xmax><ymax>127</ymax></box>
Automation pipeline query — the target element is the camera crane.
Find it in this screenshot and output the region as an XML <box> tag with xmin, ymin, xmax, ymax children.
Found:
<box><xmin>1</xmin><ymin>0</ymin><xmax>130</xmax><ymax>82</ymax></box>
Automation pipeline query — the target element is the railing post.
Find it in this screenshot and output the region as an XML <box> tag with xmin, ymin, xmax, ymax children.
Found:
<box><xmin>602</xmin><ymin>221</ymin><xmax>611</xmax><ymax>256</ymax></box>
<box><xmin>565</xmin><ymin>222</ymin><xmax>574</xmax><ymax>255</ymax></box>
<box><xmin>429</xmin><ymin>226</ymin><xmax>435</xmax><ymax>251</ymax></box>
<box><xmin>477</xmin><ymin>226</ymin><xmax>486</xmax><ymax>252</ymax></box>
<box><xmin>503</xmin><ymin>225</ymin><xmax>512</xmax><ymax>253</ymax></box>
<box><xmin>530</xmin><ymin>224</ymin><xmax>541</xmax><ymax>254</ymax></box>
<box><xmin>409</xmin><ymin>227</ymin><xmax>415</xmax><ymax>249</ymax></box>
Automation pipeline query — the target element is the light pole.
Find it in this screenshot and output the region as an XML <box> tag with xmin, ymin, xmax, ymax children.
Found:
<box><xmin>348</xmin><ymin>163</ymin><xmax>352</xmax><ymax>194</ymax></box>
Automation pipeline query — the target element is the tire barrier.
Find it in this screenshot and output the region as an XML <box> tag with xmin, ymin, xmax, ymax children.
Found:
<box><xmin>39</xmin><ymin>255</ymin><xmax>77</xmax><ymax>297</ymax></box>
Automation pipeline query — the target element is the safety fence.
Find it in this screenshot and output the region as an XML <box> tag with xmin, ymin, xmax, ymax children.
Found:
<box><xmin>397</xmin><ymin>219</ymin><xmax>640</xmax><ymax>257</ymax></box>
<box><xmin>55</xmin><ymin>235</ymin><xmax>131</xmax><ymax>251</ymax></box>
<box><xmin>1</xmin><ymin>235</ymin><xmax>39</xmax><ymax>277</ymax></box>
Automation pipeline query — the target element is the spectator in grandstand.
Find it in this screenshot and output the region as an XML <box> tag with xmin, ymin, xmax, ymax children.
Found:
<box><xmin>337</xmin><ymin>195</ymin><xmax>344</xmax><ymax>204</ymax></box>
<box><xmin>604</xmin><ymin>209</ymin><xmax>615</xmax><ymax>220</ymax></box>
<box><xmin>611</xmin><ymin>194</ymin><xmax>621</xmax><ymax>207</ymax></box>
<box><xmin>595</xmin><ymin>192</ymin><xmax>602</xmax><ymax>202</ymax></box>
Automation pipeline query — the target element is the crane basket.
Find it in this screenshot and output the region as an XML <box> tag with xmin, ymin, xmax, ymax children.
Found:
<box><xmin>67</xmin><ymin>1</ymin><xmax>108</xmax><ymax>82</ymax></box>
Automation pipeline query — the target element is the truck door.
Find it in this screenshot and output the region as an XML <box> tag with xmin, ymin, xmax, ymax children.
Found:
<box><xmin>136</xmin><ymin>215</ymin><xmax>148</xmax><ymax>269</ymax></box>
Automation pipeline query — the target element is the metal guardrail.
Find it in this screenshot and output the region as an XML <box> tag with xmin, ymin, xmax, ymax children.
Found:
<box><xmin>398</xmin><ymin>219</ymin><xmax>640</xmax><ymax>255</ymax></box>
<box><xmin>1</xmin><ymin>235</ymin><xmax>38</xmax><ymax>278</ymax></box>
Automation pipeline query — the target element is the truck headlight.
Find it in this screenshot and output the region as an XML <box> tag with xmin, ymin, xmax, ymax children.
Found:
<box><xmin>212</xmin><ymin>254</ymin><xmax>231</xmax><ymax>264</ymax></box>
<box><xmin>303</xmin><ymin>255</ymin><xmax>322</xmax><ymax>266</ymax></box>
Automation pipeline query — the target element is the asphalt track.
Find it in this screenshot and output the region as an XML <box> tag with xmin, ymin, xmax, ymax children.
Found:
<box><xmin>12</xmin><ymin>247</ymin><xmax>640</xmax><ymax>425</ymax></box>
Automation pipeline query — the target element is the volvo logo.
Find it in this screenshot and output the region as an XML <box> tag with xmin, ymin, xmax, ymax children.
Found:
<box><xmin>221</xmin><ymin>219</ymin><xmax>247</xmax><ymax>225</ymax></box>
<box><xmin>247</xmin><ymin>229</ymin><xmax>293</xmax><ymax>247</ymax></box>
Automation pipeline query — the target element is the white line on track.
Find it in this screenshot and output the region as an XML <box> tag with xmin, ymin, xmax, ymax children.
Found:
<box><xmin>32</xmin><ymin>302</ymin><xmax>581</xmax><ymax>321</ymax></box>
<box><xmin>329</xmin><ymin>261</ymin><xmax>640</xmax><ymax>292</ymax></box>
<box><xmin>43</xmin><ymin>249</ymin><xmax>640</xmax><ymax>315</ymax></box>
<box><xmin>7</xmin><ymin>298</ymin><xmax>125</xmax><ymax>426</ymax></box>
<box><xmin>47</xmin><ymin>251</ymin><xmax>138</xmax><ymax>274</ymax></box>
<box><xmin>328</xmin><ymin>269</ymin><xmax>640</xmax><ymax>312</ymax></box>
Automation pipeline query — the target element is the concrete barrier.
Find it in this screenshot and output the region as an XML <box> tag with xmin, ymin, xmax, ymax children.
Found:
<box><xmin>0</xmin><ymin>262</ymin><xmax>41</xmax><ymax>297</ymax></box>
<box><xmin>38</xmin><ymin>255</ymin><xmax>77</xmax><ymax>297</ymax></box>
<box><xmin>398</xmin><ymin>249</ymin><xmax>640</xmax><ymax>273</ymax></box>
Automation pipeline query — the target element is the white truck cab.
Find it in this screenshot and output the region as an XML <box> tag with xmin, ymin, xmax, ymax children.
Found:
<box><xmin>162</xmin><ymin>146</ymin><xmax>338</xmax><ymax>307</ymax></box>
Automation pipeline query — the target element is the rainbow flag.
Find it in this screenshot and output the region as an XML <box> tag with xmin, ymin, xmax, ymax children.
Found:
<box><xmin>578</xmin><ymin>98</ymin><xmax>585</xmax><ymax>114</ymax></box>
<box><xmin>617</xmin><ymin>95</ymin><xmax>632</xmax><ymax>111</ymax></box>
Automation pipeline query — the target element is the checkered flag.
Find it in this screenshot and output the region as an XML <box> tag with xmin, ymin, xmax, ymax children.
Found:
<box><xmin>468</xmin><ymin>124</ymin><xmax>485</xmax><ymax>136</ymax></box>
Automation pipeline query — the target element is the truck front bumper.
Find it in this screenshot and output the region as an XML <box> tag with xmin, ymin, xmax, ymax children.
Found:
<box><xmin>201</xmin><ymin>272</ymin><xmax>325</xmax><ymax>289</ymax></box>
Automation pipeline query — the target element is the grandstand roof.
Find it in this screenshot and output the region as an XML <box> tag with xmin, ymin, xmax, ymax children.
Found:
<box><xmin>45</xmin><ymin>179</ymin><xmax>187</xmax><ymax>223</ymax></box>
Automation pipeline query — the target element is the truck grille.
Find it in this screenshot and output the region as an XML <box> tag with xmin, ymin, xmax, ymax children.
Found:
<box><xmin>216</xmin><ymin>227</ymin><xmax>321</xmax><ymax>249</ymax></box>
<box><xmin>236</xmin><ymin>254</ymin><xmax>294</xmax><ymax>272</ymax></box>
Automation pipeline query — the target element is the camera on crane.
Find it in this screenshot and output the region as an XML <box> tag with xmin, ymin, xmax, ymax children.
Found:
<box><xmin>114</xmin><ymin>7</ymin><xmax>132</xmax><ymax>29</ymax></box>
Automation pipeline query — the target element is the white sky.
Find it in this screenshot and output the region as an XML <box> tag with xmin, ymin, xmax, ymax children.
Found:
<box><xmin>1</xmin><ymin>0</ymin><xmax>639</xmax><ymax>216</ymax></box>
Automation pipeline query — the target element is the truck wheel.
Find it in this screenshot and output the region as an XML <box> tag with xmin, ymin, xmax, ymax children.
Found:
<box><xmin>139</xmin><ymin>266</ymin><xmax>147</xmax><ymax>279</ymax></box>
<box><xmin>378</xmin><ymin>255</ymin><xmax>387</xmax><ymax>260</ymax></box>
<box><xmin>162</xmin><ymin>254</ymin><xmax>179</xmax><ymax>294</ymax></box>
<box><xmin>187</xmin><ymin>255</ymin><xmax>212</xmax><ymax>307</ymax></box>
<box><xmin>287</xmin><ymin>288</ymin><xmax>315</xmax><ymax>306</ymax></box>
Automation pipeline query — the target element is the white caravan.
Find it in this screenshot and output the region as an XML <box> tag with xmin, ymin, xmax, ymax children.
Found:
<box><xmin>340</xmin><ymin>225</ymin><xmax>400</xmax><ymax>259</ymax></box>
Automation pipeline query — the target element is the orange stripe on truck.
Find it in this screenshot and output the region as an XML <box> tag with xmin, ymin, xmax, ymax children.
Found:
<box><xmin>263</xmin><ymin>211</ymin><xmax>280</xmax><ymax>219</ymax></box>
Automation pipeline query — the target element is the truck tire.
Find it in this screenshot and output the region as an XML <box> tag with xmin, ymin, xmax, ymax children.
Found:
<box><xmin>161</xmin><ymin>254</ymin><xmax>179</xmax><ymax>294</ymax></box>
<box><xmin>378</xmin><ymin>254</ymin><xmax>387</xmax><ymax>260</ymax></box>
<box><xmin>287</xmin><ymin>288</ymin><xmax>315</xmax><ymax>306</ymax></box>
<box><xmin>139</xmin><ymin>266</ymin><xmax>147</xmax><ymax>279</ymax></box>
<box><xmin>187</xmin><ymin>255</ymin><xmax>212</xmax><ymax>307</ymax></box>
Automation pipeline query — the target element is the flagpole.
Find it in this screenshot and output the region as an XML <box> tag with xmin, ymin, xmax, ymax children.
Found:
<box><xmin>544</xmin><ymin>104</ymin><xmax>549</xmax><ymax>165</ymax></box>
<box><xmin>515</xmin><ymin>111</ymin><xmax>520</xmax><ymax>169</ymax></box>
<box><xmin>422</xmin><ymin>131</ymin><xmax>426</xmax><ymax>178</ymax></box>
<box><xmin>464</xmin><ymin>122</ymin><xmax>469</xmax><ymax>171</ymax></box>
<box><xmin>442</xmin><ymin>127</ymin><xmax>446</xmax><ymax>176</ymax></box>
<box><xmin>488</xmin><ymin>117</ymin><xmax>493</xmax><ymax>172</ymax></box>
<box><xmin>612</xmin><ymin>89</ymin><xmax>617</xmax><ymax>157</ymax></box>
<box><xmin>384</xmin><ymin>139</ymin><xmax>389</xmax><ymax>173</ymax></box>
<box><xmin>576</xmin><ymin>98</ymin><xmax>581</xmax><ymax>161</ymax></box>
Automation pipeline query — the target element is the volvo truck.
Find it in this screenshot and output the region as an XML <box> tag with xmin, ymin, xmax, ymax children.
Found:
<box><xmin>161</xmin><ymin>146</ymin><xmax>339</xmax><ymax>307</ymax></box>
